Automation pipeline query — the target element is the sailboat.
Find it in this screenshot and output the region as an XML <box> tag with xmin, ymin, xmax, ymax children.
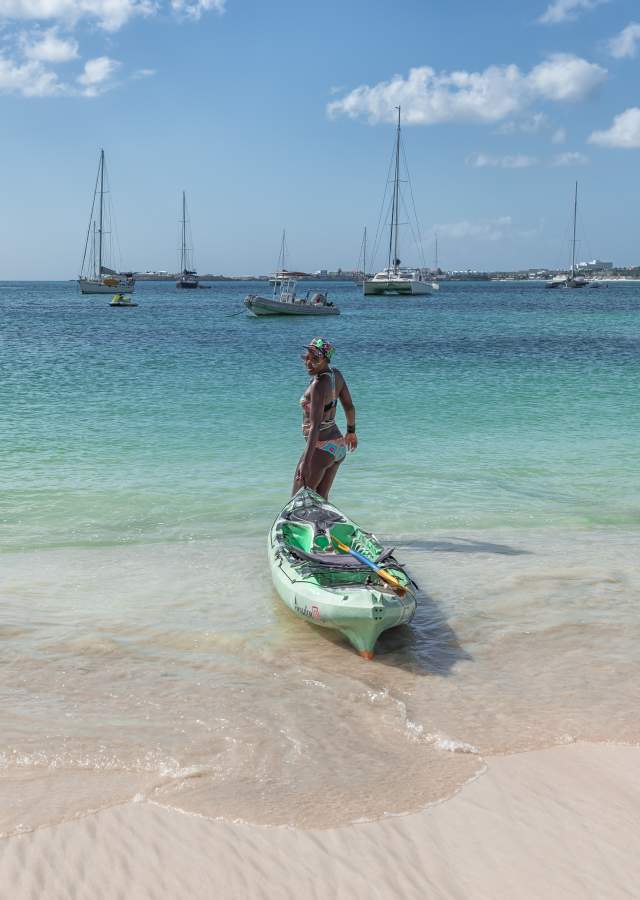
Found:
<box><xmin>546</xmin><ymin>181</ymin><xmax>588</xmax><ymax>290</ymax></box>
<box><xmin>269</xmin><ymin>230</ymin><xmax>288</xmax><ymax>286</ymax></box>
<box><xmin>364</xmin><ymin>106</ymin><xmax>431</xmax><ymax>296</ymax></box>
<box><xmin>267</xmin><ymin>230</ymin><xmax>307</xmax><ymax>285</ymax></box>
<box><xmin>176</xmin><ymin>191</ymin><xmax>199</xmax><ymax>289</ymax></box>
<box><xmin>430</xmin><ymin>232</ymin><xmax>441</xmax><ymax>291</ymax></box>
<box><xmin>356</xmin><ymin>226</ymin><xmax>367</xmax><ymax>287</ymax></box>
<box><xmin>79</xmin><ymin>150</ymin><xmax>135</xmax><ymax>295</ymax></box>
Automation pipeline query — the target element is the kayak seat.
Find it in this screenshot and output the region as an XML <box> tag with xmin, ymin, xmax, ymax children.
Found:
<box><xmin>281</xmin><ymin>522</ymin><xmax>315</xmax><ymax>553</ymax></box>
<box><xmin>288</xmin><ymin>507</ymin><xmax>345</xmax><ymax>530</ymax></box>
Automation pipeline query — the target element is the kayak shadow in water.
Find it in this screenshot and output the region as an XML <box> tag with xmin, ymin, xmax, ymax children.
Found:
<box><xmin>373</xmin><ymin>586</ymin><xmax>471</xmax><ymax>676</ymax></box>
<box><xmin>392</xmin><ymin>537</ymin><xmax>531</xmax><ymax>556</ymax></box>
<box><xmin>369</xmin><ymin>535</ymin><xmax>529</xmax><ymax>673</ymax></box>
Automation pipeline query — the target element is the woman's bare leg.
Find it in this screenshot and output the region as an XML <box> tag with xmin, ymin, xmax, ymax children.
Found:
<box><xmin>316</xmin><ymin>460</ymin><xmax>342</xmax><ymax>500</ymax></box>
<box><xmin>291</xmin><ymin>449</ymin><xmax>334</xmax><ymax>496</ymax></box>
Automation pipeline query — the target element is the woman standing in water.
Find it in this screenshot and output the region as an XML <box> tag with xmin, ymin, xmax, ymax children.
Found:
<box><xmin>293</xmin><ymin>337</ymin><xmax>357</xmax><ymax>500</ymax></box>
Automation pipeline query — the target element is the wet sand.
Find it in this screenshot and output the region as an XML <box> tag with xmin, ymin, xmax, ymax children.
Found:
<box><xmin>2</xmin><ymin>743</ymin><xmax>639</xmax><ymax>900</ymax></box>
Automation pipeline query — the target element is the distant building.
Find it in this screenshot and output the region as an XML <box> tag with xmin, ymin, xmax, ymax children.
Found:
<box><xmin>576</xmin><ymin>259</ymin><xmax>613</xmax><ymax>272</ymax></box>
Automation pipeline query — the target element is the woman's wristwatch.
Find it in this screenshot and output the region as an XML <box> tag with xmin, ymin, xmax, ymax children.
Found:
<box><xmin>347</xmin><ymin>425</ymin><xmax>356</xmax><ymax>434</ymax></box>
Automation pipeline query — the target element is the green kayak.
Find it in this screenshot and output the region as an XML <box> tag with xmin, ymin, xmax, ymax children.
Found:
<box><xmin>269</xmin><ymin>489</ymin><xmax>417</xmax><ymax>658</ymax></box>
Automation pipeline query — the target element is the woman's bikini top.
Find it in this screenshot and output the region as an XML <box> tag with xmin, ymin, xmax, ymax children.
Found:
<box><xmin>300</xmin><ymin>368</ymin><xmax>338</xmax><ymax>433</ymax></box>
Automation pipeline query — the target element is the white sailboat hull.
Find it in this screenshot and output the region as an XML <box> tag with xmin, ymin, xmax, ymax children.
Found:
<box><xmin>79</xmin><ymin>278</ymin><xmax>136</xmax><ymax>294</ymax></box>
<box><xmin>363</xmin><ymin>278</ymin><xmax>431</xmax><ymax>296</ymax></box>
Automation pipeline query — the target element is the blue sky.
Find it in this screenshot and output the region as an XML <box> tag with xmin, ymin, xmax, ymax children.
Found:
<box><xmin>1</xmin><ymin>0</ymin><xmax>639</xmax><ymax>277</ymax></box>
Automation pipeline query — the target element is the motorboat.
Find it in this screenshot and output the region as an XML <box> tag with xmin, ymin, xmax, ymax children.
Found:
<box><xmin>245</xmin><ymin>280</ymin><xmax>339</xmax><ymax>316</ymax></box>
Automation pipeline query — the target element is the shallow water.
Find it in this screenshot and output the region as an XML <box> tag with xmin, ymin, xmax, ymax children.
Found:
<box><xmin>1</xmin><ymin>280</ymin><xmax>639</xmax><ymax>834</ymax></box>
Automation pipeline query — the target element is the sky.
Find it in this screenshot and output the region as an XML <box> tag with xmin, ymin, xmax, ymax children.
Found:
<box><xmin>1</xmin><ymin>0</ymin><xmax>639</xmax><ymax>277</ymax></box>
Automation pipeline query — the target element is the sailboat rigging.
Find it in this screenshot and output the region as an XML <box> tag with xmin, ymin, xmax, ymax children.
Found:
<box><xmin>357</xmin><ymin>226</ymin><xmax>367</xmax><ymax>287</ymax></box>
<box><xmin>79</xmin><ymin>150</ymin><xmax>135</xmax><ymax>295</ymax></box>
<box><xmin>364</xmin><ymin>106</ymin><xmax>431</xmax><ymax>296</ymax></box>
<box><xmin>546</xmin><ymin>181</ymin><xmax>588</xmax><ymax>290</ymax></box>
<box><xmin>176</xmin><ymin>191</ymin><xmax>199</xmax><ymax>289</ymax></box>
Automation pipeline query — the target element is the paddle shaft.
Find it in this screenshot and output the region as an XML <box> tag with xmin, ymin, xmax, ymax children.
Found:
<box><xmin>331</xmin><ymin>536</ymin><xmax>406</xmax><ymax>595</ymax></box>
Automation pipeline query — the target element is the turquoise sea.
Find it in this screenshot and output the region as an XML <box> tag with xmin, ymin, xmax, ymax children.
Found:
<box><xmin>1</xmin><ymin>279</ymin><xmax>639</xmax><ymax>834</ymax></box>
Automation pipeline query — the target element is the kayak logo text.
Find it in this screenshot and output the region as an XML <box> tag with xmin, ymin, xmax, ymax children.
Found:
<box><xmin>295</xmin><ymin>600</ymin><xmax>322</xmax><ymax>620</ymax></box>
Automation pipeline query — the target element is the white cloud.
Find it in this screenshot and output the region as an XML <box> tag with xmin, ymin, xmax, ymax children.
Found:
<box><xmin>21</xmin><ymin>27</ymin><xmax>78</xmax><ymax>62</ymax></box>
<box><xmin>327</xmin><ymin>55</ymin><xmax>607</xmax><ymax>126</ymax></box>
<box><xmin>552</xmin><ymin>151</ymin><xmax>589</xmax><ymax>165</ymax></box>
<box><xmin>519</xmin><ymin>112</ymin><xmax>547</xmax><ymax>133</ymax></box>
<box><xmin>77</xmin><ymin>55</ymin><xmax>119</xmax><ymax>94</ymax></box>
<box><xmin>467</xmin><ymin>153</ymin><xmax>539</xmax><ymax>168</ymax></box>
<box><xmin>433</xmin><ymin>217</ymin><xmax>514</xmax><ymax>242</ymax></box>
<box><xmin>497</xmin><ymin>112</ymin><xmax>548</xmax><ymax>134</ymax></box>
<box><xmin>608</xmin><ymin>23</ymin><xmax>640</xmax><ymax>59</ymax></box>
<box><xmin>538</xmin><ymin>0</ymin><xmax>608</xmax><ymax>26</ymax></box>
<box><xmin>170</xmin><ymin>0</ymin><xmax>224</xmax><ymax>19</ymax></box>
<box><xmin>588</xmin><ymin>107</ymin><xmax>640</xmax><ymax>148</ymax></box>
<box><xmin>469</xmin><ymin>149</ymin><xmax>589</xmax><ymax>168</ymax></box>
<box><xmin>328</xmin><ymin>64</ymin><xmax>524</xmax><ymax>125</ymax></box>
<box><xmin>0</xmin><ymin>0</ymin><xmax>225</xmax><ymax>30</ymax></box>
<box><xmin>527</xmin><ymin>54</ymin><xmax>606</xmax><ymax>102</ymax></box>
<box><xmin>0</xmin><ymin>53</ymin><xmax>61</xmax><ymax>94</ymax></box>
<box><xmin>0</xmin><ymin>0</ymin><xmax>224</xmax><ymax>99</ymax></box>
<box><xmin>0</xmin><ymin>0</ymin><xmax>155</xmax><ymax>31</ymax></box>
<box><xmin>551</xmin><ymin>127</ymin><xmax>567</xmax><ymax>143</ymax></box>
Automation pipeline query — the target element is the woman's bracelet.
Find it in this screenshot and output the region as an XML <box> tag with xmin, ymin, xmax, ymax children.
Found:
<box><xmin>347</xmin><ymin>425</ymin><xmax>356</xmax><ymax>434</ymax></box>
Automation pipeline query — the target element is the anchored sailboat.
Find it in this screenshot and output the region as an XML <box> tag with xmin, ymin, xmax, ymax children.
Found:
<box><xmin>546</xmin><ymin>181</ymin><xmax>588</xmax><ymax>290</ymax></box>
<box><xmin>176</xmin><ymin>191</ymin><xmax>199</xmax><ymax>289</ymax></box>
<box><xmin>364</xmin><ymin>106</ymin><xmax>431</xmax><ymax>296</ymax></box>
<box><xmin>356</xmin><ymin>226</ymin><xmax>367</xmax><ymax>287</ymax></box>
<box><xmin>267</xmin><ymin>230</ymin><xmax>307</xmax><ymax>284</ymax></box>
<box><xmin>79</xmin><ymin>150</ymin><xmax>135</xmax><ymax>295</ymax></box>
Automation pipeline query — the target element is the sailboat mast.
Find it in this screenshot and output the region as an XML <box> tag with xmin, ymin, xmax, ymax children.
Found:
<box><xmin>181</xmin><ymin>191</ymin><xmax>187</xmax><ymax>272</ymax></box>
<box><xmin>434</xmin><ymin>232</ymin><xmax>438</xmax><ymax>271</ymax></box>
<box><xmin>363</xmin><ymin>225</ymin><xmax>367</xmax><ymax>280</ymax></box>
<box><xmin>387</xmin><ymin>106</ymin><xmax>402</xmax><ymax>273</ymax></box>
<box><xmin>571</xmin><ymin>181</ymin><xmax>578</xmax><ymax>279</ymax></box>
<box><xmin>393</xmin><ymin>107</ymin><xmax>401</xmax><ymax>271</ymax></box>
<box><xmin>97</xmin><ymin>149</ymin><xmax>104</xmax><ymax>279</ymax></box>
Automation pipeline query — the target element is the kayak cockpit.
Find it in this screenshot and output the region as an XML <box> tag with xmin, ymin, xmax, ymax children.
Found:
<box><xmin>276</xmin><ymin>520</ymin><xmax>411</xmax><ymax>594</ymax></box>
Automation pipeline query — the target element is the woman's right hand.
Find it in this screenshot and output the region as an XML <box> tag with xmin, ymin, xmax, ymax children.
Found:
<box><xmin>345</xmin><ymin>433</ymin><xmax>358</xmax><ymax>452</ymax></box>
<box><xmin>297</xmin><ymin>455</ymin><xmax>313</xmax><ymax>485</ymax></box>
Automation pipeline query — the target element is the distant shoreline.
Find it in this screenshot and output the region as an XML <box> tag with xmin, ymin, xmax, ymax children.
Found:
<box><xmin>132</xmin><ymin>274</ymin><xmax>361</xmax><ymax>282</ymax></box>
<box><xmin>2</xmin><ymin>275</ymin><xmax>640</xmax><ymax>284</ymax></box>
<box><xmin>131</xmin><ymin>274</ymin><xmax>640</xmax><ymax>284</ymax></box>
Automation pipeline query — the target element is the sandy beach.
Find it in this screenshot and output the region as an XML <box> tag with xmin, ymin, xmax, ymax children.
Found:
<box><xmin>1</xmin><ymin>742</ymin><xmax>638</xmax><ymax>899</ymax></box>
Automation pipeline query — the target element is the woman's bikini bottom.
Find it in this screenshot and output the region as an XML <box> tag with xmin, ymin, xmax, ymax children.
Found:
<box><xmin>316</xmin><ymin>436</ymin><xmax>347</xmax><ymax>463</ymax></box>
